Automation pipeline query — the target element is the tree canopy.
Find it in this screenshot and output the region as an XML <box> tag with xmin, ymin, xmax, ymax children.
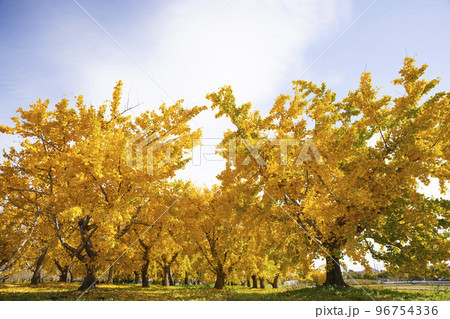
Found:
<box><xmin>1</xmin><ymin>58</ymin><xmax>448</xmax><ymax>290</ymax></box>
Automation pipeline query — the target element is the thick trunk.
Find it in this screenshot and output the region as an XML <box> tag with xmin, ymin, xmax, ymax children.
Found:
<box><xmin>59</xmin><ymin>266</ymin><xmax>71</xmax><ymax>282</ymax></box>
<box><xmin>30</xmin><ymin>247</ymin><xmax>48</xmax><ymax>285</ymax></box>
<box><xmin>246</xmin><ymin>277</ymin><xmax>251</xmax><ymax>287</ymax></box>
<box><xmin>78</xmin><ymin>265</ymin><xmax>97</xmax><ymax>291</ymax></box>
<box><xmin>134</xmin><ymin>271</ymin><xmax>140</xmax><ymax>284</ymax></box>
<box><xmin>59</xmin><ymin>268</ymin><xmax>69</xmax><ymax>282</ymax></box>
<box><xmin>270</xmin><ymin>274</ymin><xmax>279</xmax><ymax>289</ymax></box>
<box><xmin>184</xmin><ymin>271</ymin><xmax>189</xmax><ymax>285</ymax></box>
<box><xmin>169</xmin><ymin>267</ymin><xmax>174</xmax><ymax>286</ymax></box>
<box><xmin>259</xmin><ymin>277</ymin><xmax>265</xmax><ymax>289</ymax></box>
<box><xmin>55</xmin><ymin>260</ymin><xmax>69</xmax><ymax>282</ymax></box>
<box><xmin>214</xmin><ymin>269</ymin><xmax>226</xmax><ymax>289</ymax></box>
<box><xmin>107</xmin><ymin>264</ymin><xmax>114</xmax><ymax>284</ymax></box>
<box><xmin>139</xmin><ymin>241</ymin><xmax>150</xmax><ymax>287</ymax></box>
<box><xmin>324</xmin><ymin>255</ymin><xmax>347</xmax><ymax>286</ymax></box>
<box><xmin>162</xmin><ymin>266</ymin><xmax>170</xmax><ymax>286</ymax></box>
<box><xmin>251</xmin><ymin>275</ymin><xmax>258</xmax><ymax>288</ymax></box>
<box><xmin>141</xmin><ymin>260</ymin><xmax>150</xmax><ymax>287</ymax></box>
<box><xmin>70</xmin><ymin>216</ymin><xmax>99</xmax><ymax>291</ymax></box>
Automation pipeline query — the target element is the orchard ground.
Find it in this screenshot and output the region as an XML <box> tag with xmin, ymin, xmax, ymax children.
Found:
<box><xmin>0</xmin><ymin>282</ymin><xmax>448</xmax><ymax>301</ymax></box>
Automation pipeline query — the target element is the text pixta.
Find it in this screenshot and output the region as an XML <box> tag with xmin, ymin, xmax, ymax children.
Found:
<box><xmin>316</xmin><ymin>306</ymin><xmax>359</xmax><ymax>317</ymax></box>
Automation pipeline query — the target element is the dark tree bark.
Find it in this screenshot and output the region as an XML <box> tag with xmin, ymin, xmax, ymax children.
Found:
<box><xmin>134</xmin><ymin>271</ymin><xmax>140</xmax><ymax>284</ymax></box>
<box><xmin>259</xmin><ymin>277</ymin><xmax>265</xmax><ymax>289</ymax></box>
<box><xmin>214</xmin><ymin>268</ymin><xmax>226</xmax><ymax>289</ymax></box>
<box><xmin>324</xmin><ymin>254</ymin><xmax>347</xmax><ymax>287</ymax></box>
<box><xmin>158</xmin><ymin>252</ymin><xmax>179</xmax><ymax>286</ymax></box>
<box><xmin>268</xmin><ymin>274</ymin><xmax>279</xmax><ymax>289</ymax></box>
<box><xmin>55</xmin><ymin>215</ymin><xmax>99</xmax><ymax>291</ymax></box>
<box><xmin>78</xmin><ymin>216</ymin><xmax>98</xmax><ymax>290</ymax></box>
<box><xmin>162</xmin><ymin>266</ymin><xmax>171</xmax><ymax>286</ymax></box>
<box><xmin>184</xmin><ymin>271</ymin><xmax>189</xmax><ymax>285</ymax></box>
<box><xmin>251</xmin><ymin>275</ymin><xmax>258</xmax><ymax>288</ymax></box>
<box><xmin>54</xmin><ymin>259</ymin><xmax>71</xmax><ymax>282</ymax></box>
<box><xmin>107</xmin><ymin>264</ymin><xmax>114</xmax><ymax>284</ymax></box>
<box><xmin>246</xmin><ymin>277</ymin><xmax>251</xmax><ymax>287</ymax></box>
<box><xmin>138</xmin><ymin>239</ymin><xmax>151</xmax><ymax>287</ymax></box>
<box><xmin>78</xmin><ymin>265</ymin><xmax>96</xmax><ymax>291</ymax></box>
<box><xmin>30</xmin><ymin>247</ymin><xmax>48</xmax><ymax>285</ymax></box>
<box><xmin>60</xmin><ymin>269</ymin><xmax>69</xmax><ymax>282</ymax></box>
<box><xmin>141</xmin><ymin>260</ymin><xmax>150</xmax><ymax>287</ymax></box>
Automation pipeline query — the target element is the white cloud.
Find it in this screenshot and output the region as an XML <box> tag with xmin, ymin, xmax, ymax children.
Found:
<box><xmin>79</xmin><ymin>0</ymin><xmax>349</xmax><ymax>114</ymax></box>
<box><xmin>139</xmin><ymin>0</ymin><xmax>349</xmax><ymax>185</ymax></box>
<box><xmin>149</xmin><ymin>0</ymin><xmax>346</xmax><ymax>106</ymax></box>
<box><xmin>1</xmin><ymin>0</ymin><xmax>350</xmax><ymax>185</ymax></box>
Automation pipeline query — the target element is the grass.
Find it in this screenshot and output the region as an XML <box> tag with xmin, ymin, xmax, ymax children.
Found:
<box><xmin>0</xmin><ymin>282</ymin><xmax>448</xmax><ymax>301</ymax></box>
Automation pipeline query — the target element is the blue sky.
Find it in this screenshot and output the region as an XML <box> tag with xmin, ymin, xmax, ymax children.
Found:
<box><xmin>1</xmin><ymin>0</ymin><xmax>449</xmax><ymax>196</ymax></box>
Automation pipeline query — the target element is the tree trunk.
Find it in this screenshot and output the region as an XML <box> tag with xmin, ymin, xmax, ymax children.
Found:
<box><xmin>78</xmin><ymin>265</ymin><xmax>97</xmax><ymax>291</ymax></box>
<box><xmin>30</xmin><ymin>247</ymin><xmax>48</xmax><ymax>285</ymax></box>
<box><xmin>54</xmin><ymin>259</ymin><xmax>71</xmax><ymax>283</ymax></box>
<box><xmin>163</xmin><ymin>266</ymin><xmax>170</xmax><ymax>286</ymax></box>
<box><xmin>134</xmin><ymin>271</ymin><xmax>140</xmax><ymax>284</ymax></box>
<box><xmin>107</xmin><ymin>264</ymin><xmax>114</xmax><ymax>284</ymax></box>
<box><xmin>251</xmin><ymin>275</ymin><xmax>258</xmax><ymax>288</ymax></box>
<box><xmin>169</xmin><ymin>267</ymin><xmax>174</xmax><ymax>286</ymax></box>
<box><xmin>141</xmin><ymin>260</ymin><xmax>150</xmax><ymax>287</ymax></box>
<box><xmin>68</xmin><ymin>269</ymin><xmax>73</xmax><ymax>282</ymax></box>
<box><xmin>214</xmin><ymin>269</ymin><xmax>226</xmax><ymax>289</ymax></box>
<box><xmin>246</xmin><ymin>277</ymin><xmax>251</xmax><ymax>287</ymax></box>
<box><xmin>324</xmin><ymin>255</ymin><xmax>347</xmax><ymax>286</ymax></box>
<box><xmin>184</xmin><ymin>271</ymin><xmax>189</xmax><ymax>285</ymax></box>
<box><xmin>269</xmin><ymin>274</ymin><xmax>279</xmax><ymax>289</ymax></box>
<box><xmin>259</xmin><ymin>277</ymin><xmax>265</xmax><ymax>289</ymax></box>
<box><xmin>59</xmin><ymin>268</ymin><xmax>69</xmax><ymax>282</ymax></box>
<box><xmin>139</xmin><ymin>241</ymin><xmax>150</xmax><ymax>287</ymax></box>
<box><xmin>72</xmin><ymin>216</ymin><xmax>99</xmax><ymax>291</ymax></box>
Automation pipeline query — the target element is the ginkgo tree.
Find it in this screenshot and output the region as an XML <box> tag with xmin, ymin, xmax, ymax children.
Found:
<box><xmin>0</xmin><ymin>81</ymin><xmax>205</xmax><ymax>290</ymax></box>
<box><xmin>178</xmin><ymin>179</ymin><xmax>258</xmax><ymax>289</ymax></box>
<box><xmin>120</xmin><ymin>181</ymin><xmax>189</xmax><ymax>287</ymax></box>
<box><xmin>208</xmin><ymin>57</ymin><xmax>450</xmax><ymax>286</ymax></box>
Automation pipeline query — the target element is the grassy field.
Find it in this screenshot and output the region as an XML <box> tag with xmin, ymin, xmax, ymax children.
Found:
<box><xmin>0</xmin><ymin>282</ymin><xmax>448</xmax><ymax>301</ymax></box>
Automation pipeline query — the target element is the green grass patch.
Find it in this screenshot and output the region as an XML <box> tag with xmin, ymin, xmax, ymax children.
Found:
<box><xmin>0</xmin><ymin>283</ymin><xmax>448</xmax><ymax>301</ymax></box>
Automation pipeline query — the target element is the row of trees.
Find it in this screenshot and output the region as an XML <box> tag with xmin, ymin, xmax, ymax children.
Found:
<box><xmin>1</xmin><ymin>58</ymin><xmax>449</xmax><ymax>291</ymax></box>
